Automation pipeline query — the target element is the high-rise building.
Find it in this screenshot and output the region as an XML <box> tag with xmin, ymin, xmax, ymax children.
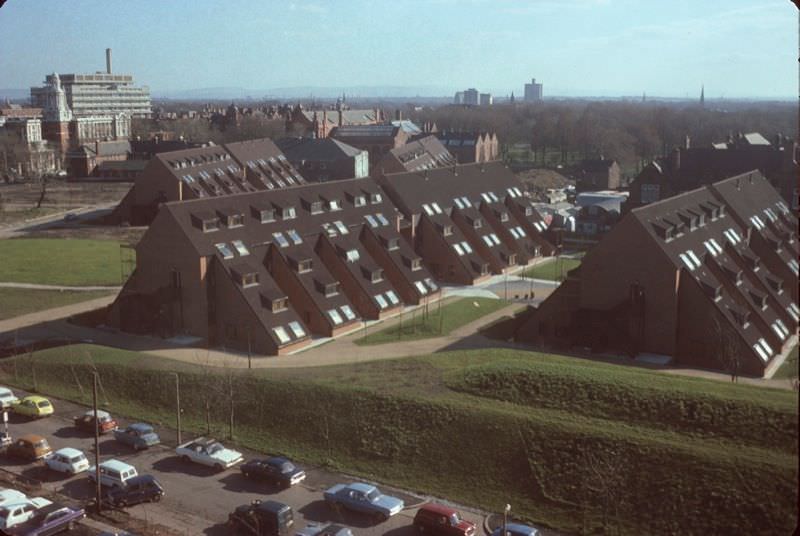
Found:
<box><xmin>463</xmin><ymin>88</ymin><xmax>479</xmax><ymax>106</ymax></box>
<box><xmin>524</xmin><ymin>78</ymin><xmax>543</xmax><ymax>101</ymax></box>
<box><xmin>31</xmin><ymin>49</ymin><xmax>151</xmax><ymax>118</ymax></box>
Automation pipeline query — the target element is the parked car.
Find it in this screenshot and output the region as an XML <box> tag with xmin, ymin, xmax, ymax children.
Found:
<box><xmin>413</xmin><ymin>503</ymin><xmax>477</xmax><ymax>536</ymax></box>
<box><xmin>227</xmin><ymin>499</ymin><xmax>293</xmax><ymax>536</ymax></box>
<box><xmin>11</xmin><ymin>396</ymin><xmax>53</xmax><ymax>418</ymax></box>
<box><xmin>0</xmin><ymin>497</ymin><xmax>53</xmax><ymax>530</ymax></box>
<box><xmin>323</xmin><ymin>482</ymin><xmax>404</xmax><ymax>522</ymax></box>
<box><xmin>73</xmin><ymin>409</ymin><xmax>117</xmax><ymax>435</ymax></box>
<box><xmin>175</xmin><ymin>438</ymin><xmax>243</xmax><ymax>471</ymax></box>
<box><xmin>45</xmin><ymin>447</ymin><xmax>90</xmax><ymax>475</ymax></box>
<box><xmin>0</xmin><ymin>388</ymin><xmax>19</xmax><ymax>410</ymax></box>
<box><xmin>0</xmin><ymin>490</ymin><xmax>29</xmax><ymax>507</ymax></box>
<box><xmin>295</xmin><ymin>523</ymin><xmax>354</xmax><ymax>536</ymax></box>
<box><xmin>4</xmin><ymin>503</ymin><xmax>85</xmax><ymax>535</ymax></box>
<box><xmin>104</xmin><ymin>475</ymin><xmax>164</xmax><ymax>507</ymax></box>
<box><xmin>113</xmin><ymin>423</ymin><xmax>160</xmax><ymax>450</ymax></box>
<box><xmin>491</xmin><ymin>523</ymin><xmax>539</xmax><ymax>536</ymax></box>
<box><xmin>240</xmin><ymin>457</ymin><xmax>306</xmax><ymax>487</ymax></box>
<box><xmin>87</xmin><ymin>459</ymin><xmax>138</xmax><ymax>488</ymax></box>
<box><xmin>6</xmin><ymin>435</ymin><xmax>52</xmax><ymax>462</ymax></box>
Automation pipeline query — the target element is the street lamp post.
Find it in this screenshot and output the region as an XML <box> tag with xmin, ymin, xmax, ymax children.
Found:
<box><xmin>171</xmin><ymin>372</ymin><xmax>181</xmax><ymax>445</ymax></box>
<box><xmin>503</xmin><ymin>504</ymin><xmax>511</xmax><ymax>536</ymax></box>
<box><xmin>92</xmin><ymin>373</ymin><xmax>102</xmax><ymax>514</ymax></box>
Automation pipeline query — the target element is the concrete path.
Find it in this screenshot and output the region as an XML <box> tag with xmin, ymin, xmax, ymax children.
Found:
<box><xmin>0</xmin><ymin>294</ymin><xmax>116</xmax><ymax>335</ymax></box>
<box><xmin>0</xmin><ymin>282</ymin><xmax>121</xmax><ymax>291</ymax></box>
<box><xmin>0</xmin><ymin>202</ymin><xmax>117</xmax><ymax>239</ymax></box>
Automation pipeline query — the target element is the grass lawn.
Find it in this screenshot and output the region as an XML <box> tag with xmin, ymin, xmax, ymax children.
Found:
<box><xmin>520</xmin><ymin>257</ymin><xmax>581</xmax><ymax>280</ymax></box>
<box><xmin>353</xmin><ymin>297</ymin><xmax>511</xmax><ymax>346</ymax></box>
<box><xmin>0</xmin><ymin>238</ymin><xmax>129</xmax><ymax>286</ymax></box>
<box><xmin>772</xmin><ymin>345</ymin><xmax>798</xmax><ymax>380</ymax></box>
<box><xmin>0</xmin><ymin>287</ymin><xmax>114</xmax><ymax>321</ymax></box>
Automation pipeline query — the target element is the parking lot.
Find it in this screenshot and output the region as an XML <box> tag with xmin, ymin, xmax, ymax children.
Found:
<box><xmin>1</xmin><ymin>391</ymin><xmax>489</xmax><ymax>535</ymax></box>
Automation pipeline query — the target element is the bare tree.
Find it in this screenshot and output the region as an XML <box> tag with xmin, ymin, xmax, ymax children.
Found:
<box><xmin>581</xmin><ymin>446</ymin><xmax>628</xmax><ymax>535</ymax></box>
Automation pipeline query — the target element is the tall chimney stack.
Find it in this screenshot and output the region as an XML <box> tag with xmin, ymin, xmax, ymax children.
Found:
<box><xmin>106</xmin><ymin>48</ymin><xmax>112</xmax><ymax>74</ymax></box>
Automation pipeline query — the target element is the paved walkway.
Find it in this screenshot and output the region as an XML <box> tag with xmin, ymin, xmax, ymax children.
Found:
<box><xmin>0</xmin><ymin>282</ymin><xmax>121</xmax><ymax>291</ymax></box>
<box><xmin>0</xmin><ymin>295</ymin><xmax>116</xmax><ymax>335</ymax></box>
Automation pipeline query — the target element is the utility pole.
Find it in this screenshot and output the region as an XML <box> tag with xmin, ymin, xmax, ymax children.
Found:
<box><xmin>92</xmin><ymin>373</ymin><xmax>102</xmax><ymax>514</ymax></box>
<box><xmin>247</xmin><ymin>328</ymin><xmax>252</xmax><ymax>370</ymax></box>
<box><xmin>172</xmin><ymin>373</ymin><xmax>181</xmax><ymax>445</ymax></box>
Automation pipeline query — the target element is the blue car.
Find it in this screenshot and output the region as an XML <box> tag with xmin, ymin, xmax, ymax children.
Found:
<box><xmin>491</xmin><ymin>523</ymin><xmax>539</xmax><ymax>536</ymax></box>
<box><xmin>295</xmin><ymin>523</ymin><xmax>354</xmax><ymax>536</ymax></box>
<box><xmin>6</xmin><ymin>503</ymin><xmax>85</xmax><ymax>535</ymax></box>
<box><xmin>113</xmin><ymin>423</ymin><xmax>161</xmax><ymax>450</ymax></box>
<box><xmin>323</xmin><ymin>482</ymin><xmax>404</xmax><ymax>522</ymax></box>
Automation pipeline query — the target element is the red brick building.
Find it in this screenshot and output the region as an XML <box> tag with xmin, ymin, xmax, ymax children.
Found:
<box><xmin>573</xmin><ymin>157</ymin><xmax>621</xmax><ymax>192</ymax></box>
<box><xmin>113</xmin><ymin>138</ymin><xmax>307</xmax><ymax>225</ymax></box>
<box><xmin>378</xmin><ymin>162</ymin><xmax>555</xmax><ymax>285</ymax></box>
<box><xmin>376</xmin><ymin>135</ymin><xmax>456</xmax><ymax>175</ymax></box>
<box><xmin>516</xmin><ymin>171</ymin><xmax>798</xmax><ymax>377</ymax></box>
<box><xmin>108</xmin><ymin>177</ymin><xmax>439</xmax><ymax>355</ymax></box>
<box><xmin>285</xmin><ymin>105</ymin><xmax>383</xmax><ymax>139</ymax></box>
<box><xmin>435</xmin><ymin>131</ymin><xmax>499</xmax><ymax>163</ymax></box>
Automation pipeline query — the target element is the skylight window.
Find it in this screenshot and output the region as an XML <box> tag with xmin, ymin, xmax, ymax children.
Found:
<box><xmin>703</xmin><ymin>239</ymin><xmax>722</xmax><ymax>257</ymax></box>
<box><xmin>346</xmin><ymin>249</ymin><xmax>360</xmax><ymax>263</ymax></box>
<box><xmin>272</xmin><ymin>232</ymin><xmax>289</xmax><ymax>248</ymax></box>
<box><xmin>788</xmin><ymin>259</ymin><xmax>799</xmax><ymax>276</ymax></box>
<box><xmin>454</xmin><ymin>243</ymin><xmax>465</xmax><ymax>256</ymax></box>
<box><xmin>424</xmin><ymin>277</ymin><xmax>438</xmax><ymax>291</ymax></box>
<box><xmin>489</xmin><ymin>192</ymin><xmax>500</xmax><ymax>202</ymax></box>
<box><xmin>215</xmin><ymin>243</ymin><xmax>234</xmax><ymax>259</ymax></box>
<box><xmin>763</xmin><ymin>208</ymin><xmax>777</xmax><ymax>222</ymax></box>
<box><xmin>333</xmin><ymin>220</ymin><xmax>350</xmax><ymax>235</ymax></box>
<box><xmin>422</xmin><ymin>204</ymin><xmax>434</xmax><ymax>216</ymax></box>
<box><xmin>327</xmin><ymin>309</ymin><xmax>344</xmax><ymax>325</ymax></box>
<box><xmin>273</xmin><ymin>326</ymin><xmax>291</xmax><ymax>344</ymax></box>
<box><xmin>375</xmin><ymin>294</ymin><xmax>389</xmax><ymax>309</ymax></box>
<box><xmin>232</xmin><ymin>240</ymin><xmax>249</xmax><ymax>256</ymax></box>
<box><xmin>288</xmin><ymin>321</ymin><xmax>306</xmax><ymax>338</ymax></box>
<box><xmin>340</xmin><ymin>304</ymin><xmax>356</xmax><ymax>321</ymax></box>
<box><xmin>460</xmin><ymin>196</ymin><xmax>470</xmax><ymax>207</ymax></box>
<box><xmin>370</xmin><ymin>192</ymin><xmax>382</xmax><ymax>204</ymax></box>
<box><xmin>516</xmin><ymin>226</ymin><xmax>526</xmax><ymax>237</ymax></box>
<box><xmin>365</xmin><ymin>214</ymin><xmax>378</xmax><ymax>228</ymax></box>
<box><xmin>354</xmin><ymin>195</ymin><xmax>366</xmax><ymax>207</ymax></box>
<box><xmin>752</xmin><ymin>342</ymin><xmax>769</xmax><ymax>362</ymax></box>
<box><xmin>787</xmin><ymin>303</ymin><xmax>800</xmax><ymax>322</ymax></box>
<box><xmin>375</xmin><ymin>213</ymin><xmax>389</xmax><ymax>226</ymax></box>
<box><xmin>481</xmin><ymin>193</ymin><xmax>492</xmax><ymax>203</ymax></box>
<box><xmin>772</xmin><ymin>320</ymin><xmax>790</xmax><ymax>340</ymax></box>
<box><xmin>510</xmin><ymin>228</ymin><xmax>520</xmax><ymax>239</ymax></box>
<box><xmin>282</xmin><ymin>206</ymin><xmax>296</xmax><ymax>220</ymax></box>
<box><xmin>482</xmin><ymin>235</ymin><xmax>494</xmax><ymax>247</ymax></box>
<box><xmin>489</xmin><ymin>233</ymin><xmax>501</xmax><ymax>245</ymax></box>
<box><xmin>461</xmin><ymin>241</ymin><xmax>473</xmax><ymax>253</ymax></box>
<box><xmin>723</xmin><ymin>228</ymin><xmax>742</xmax><ymax>245</ymax></box>
<box><xmin>454</xmin><ymin>198</ymin><xmax>465</xmax><ymax>209</ymax></box>
<box><xmin>686</xmin><ymin>249</ymin><xmax>702</xmax><ymax>268</ymax></box>
<box><xmin>431</xmin><ymin>202</ymin><xmax>443</xmax><ymax>214</ymax></box>
<box><xmin>414</xmin><ymin>281</ymin><xmax>428</xmax><ymax>295</ymax></box>
<box><xmin>287</xmin><ymin>229</ymin><xmax>303</xmax><ymax>245</ymax></box>
<box><xmin>749</xmin><ymin>215</ymin><xmax>765</xmax><ymax>230</ymax></box>
<box><xmin>678</xmin><ymin>253</ymin><xmax>697</xmax><ymax>271</ymax></box>
<box><xmin>507</xmin><ymin>187</ymin><xmax>517</xmax><ymax>198</ymax></box>
<box><xmin>385</xmin><ymin>290</ymin><xmax>400</xmax><ymax>305</ymax></box>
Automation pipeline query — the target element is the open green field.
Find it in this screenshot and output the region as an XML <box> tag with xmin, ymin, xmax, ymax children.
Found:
<box><xmin>520</xmin><ymin>257</ymin><xmax>582</xmax><ymax>280</ymax></box>
<box><xmin>0</xmin><ymin>238</ymin><xmax>128</xmax><ymax>286</ymax></box>
<box><xmin>0</xmin><ymin>287</ymin><xmax>113</xmax><ymax>320</ymax></box>
<box><xmin>354</xmin><ymin>297</ymin><xmax>511</xmax><ymax>346</ymax></box>
<box><xmin>1</xmin><ymin>344</ymin><xmax>795</xmax><ymax>536</ymax></box>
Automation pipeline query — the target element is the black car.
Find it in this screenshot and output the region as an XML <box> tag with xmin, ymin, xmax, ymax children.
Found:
<box><xmin>228</xmin><ymin>500</ymin><xmax>293</xmax><ymax>536</ymax></box>
<box><xmin>240</xmin><ymin>457</ymin><xmax>306</xmax><ymax>487</ymax></box>
<box><xmin>105</xmin><ymin>474</ymin><xmax>164</xmax><ymax>507</ymax></box>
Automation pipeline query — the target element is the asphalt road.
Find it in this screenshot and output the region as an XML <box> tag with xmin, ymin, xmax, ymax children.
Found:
<box><xmin>0</xmin><ymin>391</ymin><xmax>492</xmax><ymax>535</ymax></box>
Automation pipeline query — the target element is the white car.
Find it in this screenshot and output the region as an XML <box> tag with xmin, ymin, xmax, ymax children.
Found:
<box><xmin>0</xmin><ymin>497</ymin><xmax>52</xmax><ymax>529</ymax></box>
<box><xmin>87</xmin><ymin>459</ymin><xmax>138</xmax><ymax>488</ymax></box>
<box><xmin>46</xmin><ymin>447</ymin><xmax>90</xmax><ymax>475</ymax></box>
<box><xmin>175</xmin><ymin>437</ymin><xmax>243</xmax><ymax>470</ymax></box>
<box><xmin>0</xmin><ymin>490</ymin><xmax>27</xmax><ymax>507</ymax></box>
<box><xmin>0</xmin><ymin>388</ymin><xmax>19</xmax><ymax>410</ymax></box>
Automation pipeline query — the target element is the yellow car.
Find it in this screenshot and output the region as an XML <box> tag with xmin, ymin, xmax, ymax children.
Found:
<box><xmin>12</xmin><ymin>395</ymin><xmax>54</xmax><ymax>418</ymax></box>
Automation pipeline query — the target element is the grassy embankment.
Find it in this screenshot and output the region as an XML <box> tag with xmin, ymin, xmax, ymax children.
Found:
<box><xmin>0</xmin><ymin>238</ymin><xmax>127</xmax><ymax>286</ymax></box>
<box><xmin>354</xmin><ymin>297</ymin><xmax>512</xmax><ymax>346</ymax></box>
<box><xmin>0</xmin><ymin>344</ymin><xmax>796</xmax><ymax>536</ymax></box>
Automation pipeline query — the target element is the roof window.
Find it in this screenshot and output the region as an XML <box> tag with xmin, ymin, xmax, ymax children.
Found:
<box><xmin>232</xmin><ymin>240</ymin><xmax>249</xmax><ymax>256</ymax></box>
<box><xmin>215</xmin><ymin>243</ymin><xmax>234</xmax><ymax>260</ymax></box>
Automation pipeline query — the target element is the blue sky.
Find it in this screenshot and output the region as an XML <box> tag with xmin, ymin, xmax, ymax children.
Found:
<box><xmin>0</xmin><ymin>0</ymin><xmax>796</xmax><ymax>98</ymax></box>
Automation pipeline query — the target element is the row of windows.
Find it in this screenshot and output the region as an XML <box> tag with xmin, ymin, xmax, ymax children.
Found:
<box><xmin>328</xmin><ymin>305</ymin><xmax>357</xmax><ymax>326</ymax></box>
<box><xmin>272</xmin><ymin>321</ymin><xmax>306</xmax><ymax>345</ymax></box>
<box><xmin>375</xmin><ymin>290</ymin><xmax>400</xmax><ymax>309</ymax></box>
<box><xmin>215</xmin><ymin>240</ymin><xmax>249</xmax><ymax>259</ymax></box>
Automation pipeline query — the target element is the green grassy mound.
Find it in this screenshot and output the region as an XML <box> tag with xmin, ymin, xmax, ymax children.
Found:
<box><xmin>446</xmin><ymin>359</ymin><xmax>798</xmax><ymax>453</ymax></box>
<box><xmin>1</xmin><ymin>345</ymin><xmax>796</xmax><ymax>536</ymax></box>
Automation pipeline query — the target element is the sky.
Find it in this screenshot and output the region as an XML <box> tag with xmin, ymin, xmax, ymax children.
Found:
<box><xmin>0</xmin><ymin>0</ymin><xmax>796</xmax><ymax>99</ymax></box>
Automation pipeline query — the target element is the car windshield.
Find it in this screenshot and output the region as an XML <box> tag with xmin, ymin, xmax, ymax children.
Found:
<box><xmin>37</xmin><ymin>401</ymin><xmax>51</xmax><ymax>408</ymax></box>
<box><xmin>207</xmin><ymin>443</ymin><xmax>223</xmax><ymax>454</ymax></box>
<box><xmin>34</xmin><ymin>439</ymin><xmax>49</xmax><ymax>448</ymax></box>
<box><xmin>280</xmin><ymin>461</ymin><xmax>296</xmax><ymax>473</ymax></box>
<box><xmin>366</xmin><ymin>489</ymin><xmax>380</xmax><ymax>502</ymax></box>
<box><xmin>450</xmin><ymin>513</ymin><xmax>462</xmax><ymax>525</ymax></box>
<box><xmin>70</xmin><ymin>455</ymin><xmax>86</xmax><ymax>463</ymax></box>
<box><xmin>137</xmin><ymin>425</ymin><xmax>153</xmax><ymax>434</ymax></box>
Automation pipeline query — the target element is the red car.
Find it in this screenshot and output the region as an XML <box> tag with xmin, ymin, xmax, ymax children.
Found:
<box><xmin>413</xmin><ymin>503</ymin><xmax>477</xmax><ymax>536</ymax></box>
<box><xmin>74</xmin><ymin>409</ymin><xmax>118</xmax><ymax>434</ymax></box>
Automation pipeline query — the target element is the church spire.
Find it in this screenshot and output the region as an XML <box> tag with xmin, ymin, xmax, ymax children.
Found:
<box><xmin>700</xmin><ymin>84</ymin><xmax>705</xmax><ymax>108</ymax></box>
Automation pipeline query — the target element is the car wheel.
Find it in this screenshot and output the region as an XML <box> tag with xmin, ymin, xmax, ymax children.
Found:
<box><xmin>181</xmin><ymin>455</ymin><xmax>191</xmax><ymax>464</ymax></box>
<box><xmin>374</xmin><ymin>512</ymin><xmax>388</xmax><ymax>523</ymax></box>
<box><xmin>215</xmin><ymin>463</ymin><xmax>224</xmax><ymax>472</ymax></box>
<box><xmin>152</xmin><ymin>493</ymin><xmax>162</xmax><ymax>503</ymax></box>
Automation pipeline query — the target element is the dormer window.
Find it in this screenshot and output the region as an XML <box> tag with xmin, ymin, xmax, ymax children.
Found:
<box><xmin>748</xmin><ymin>288</ymin><xmax>768</xmax><ymax>309</ymax></box>
<box><xmin>411</xmin><ymin>258</ymin><xmax>422</xmax><ymax>271</ymax></box>
<box><xmin>346</xmin><ymin>249</ymin><xmax>360</xmax><ymax>263</ymax></box>
<box><xmin>226</xmin><ymin>213</ymin><xmax>244</xmax><ymax>228</ymax></box>
<box><xmin>296</xmin><ymin>259</ymin><xmax>313</xmax><ymax>273</ymax></box>
<box><xmin>498</xmin><ymin>211</ymin><xmax>509</xmax><ymax>222</ymax></box>
<box><xmin>329</xmin><ymin>199</ymin><xmax>342</xmax><ymax>211</ymax></box>
<box><xmin>443</xmin><ymin>225</ymin><xmax>453</xmax><ymax>236</ymax></box>
<box><xmin>254</xmin><ymin>207</ymin><xmax>275</xmax><ymax>223</ymax></box>
<box><xmin>309</xmin><ymin>201</ymin><xmax>323</xmax><ymax>215</ymax></box>
<box><xmin>232</xmin><ymin>240</ymin><xmax>249</xmax><ymax>256</ymax></box>
<box><xmin>324</xmin><ymin>282</ymin><xmax>339</xmax><ymax>297</ymax></box>
<box><xmin>765</xmin><ymin>274</ymin><xmax>783</xmax><ymax>293</ymax></box>
<box><xmin>370</xmin><ymin>192</ymin><xmax>382</xmax><ymax>204</ymax></box>
<box><xmin>215</xmin><ymin>243</ymin><xmax>234</xmax><ymax>260</ymax></box>
<box><xmin>382</xmin><ymin>236</ymin><xmax>400</xmax><ymax>251</ymax></box>
<box><xmin>472</xmin><ymin>218</ymin><xmax>483</xmax><ymax>230</ymax></box>
<box><xmin>236</xmin><ymin>270</ymin><xmax>259</xmax><ymax>288</ymax></box>
<box><xmin>353</xmin><ymin>195</ymin><xmax>366</xmax><ymax>207</ymax></box>
<box><xmin>286</xmin><ymin>229</ymin><xmax>303</xmax><ymax>245</ymax></box>
<box><xmin>369</xmin><ymin>268</ymin><xmax>384</xmax><ymax>283</ymax></box>
<box><xmin>282</xmin><ymin>206</ymin><xmax>296</xmax><ymax>220</ymax></box>
<box><xmin>202</xmin><ymin>218</ymin><xmax>219</xmax><ymax>232</ymax></box>
<box><xmin>524</xmin><ymin>206</ymin><xmax>533</xmax><ymax>216</ymax></box>
<box><xmin>266</xmin><ymin>296</ymin><xmax>288</xmax><ymax>313</ymax></box>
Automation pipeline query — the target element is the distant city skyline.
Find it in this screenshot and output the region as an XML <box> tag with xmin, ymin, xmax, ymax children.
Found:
<box><xmin>0</xmin><ymin>0</ymin><xmax>796</xmax><ymax>99</ymax></box>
